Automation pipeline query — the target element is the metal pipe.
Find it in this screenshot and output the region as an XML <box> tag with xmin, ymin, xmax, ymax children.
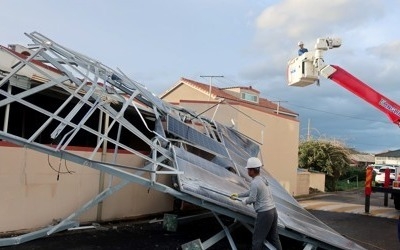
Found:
<box><xmin>97</xmin><ymin>112</ymin><xmax>109</xmax><ymax>221</ymax></box>
<box><xmin>3</xmin><ymin>84</ymin><xmax>11</xmax><ymax>133</ymax></box>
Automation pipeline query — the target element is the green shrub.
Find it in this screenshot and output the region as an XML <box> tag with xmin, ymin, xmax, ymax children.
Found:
<box><xmin>341</xmin><ymin>167</ymin><xmax>366</xmax><ymax>181</ymax></box>
<box><xmin>336</xmin><ymin>180</ymin><xmax>363</xmax><ymax>191</ymax></box>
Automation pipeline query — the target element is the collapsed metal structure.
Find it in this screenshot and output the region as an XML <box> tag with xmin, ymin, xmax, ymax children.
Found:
<box><xmin>0</xmin><ymin>32</ymin><xmax>365</xmax><ymax>249</ymax></box>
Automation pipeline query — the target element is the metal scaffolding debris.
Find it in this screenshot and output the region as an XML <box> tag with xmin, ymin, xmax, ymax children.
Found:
<box><xmin>0</xmin><ymin>32</ymin><xmax>365</xmax><ymax>249</ymax></box>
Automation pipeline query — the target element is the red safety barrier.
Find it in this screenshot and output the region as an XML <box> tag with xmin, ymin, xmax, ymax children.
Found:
<box><xmin>384</xmin><ymin>168</ymin><xmax>390</xmax><ymax>188</ymax></box>
<box><xmin>365</xmin><ymin>166</ymin><xmax>372</xmax><ymax>196</ymax></box>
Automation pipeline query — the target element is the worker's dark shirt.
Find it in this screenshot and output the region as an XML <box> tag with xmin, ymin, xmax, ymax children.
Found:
<box><xmin>298</xmin><ymin>48</ymin><xmax>308</xmax><ymax>56</ymax></box>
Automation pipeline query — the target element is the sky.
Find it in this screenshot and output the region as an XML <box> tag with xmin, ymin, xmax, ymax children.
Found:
<box><xmin>2</xmin><ymin>0</ymin><xmax>400</xmax><ymax>154</ymax></box>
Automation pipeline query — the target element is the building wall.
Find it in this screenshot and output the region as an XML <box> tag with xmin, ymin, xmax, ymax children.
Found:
<box><xmin>235</xmin><ymin>105</ymin><xmax>299</xmax><ymax>195</ymax></box>
<box><xmin>375</xmin><ymin>156</ymin><xmax>400</xmax><ymax>165</ymax></box>
<box><xmin>309</xmin><ymin>172</ymin><xmax>326</xmax><ymax>192</ymax></box>
<box><xmin>0</xmin><ymin>143</ymin><xmax>173</xmax><ymax>233</ymax></box>
<box><xmin>162</xmin><ymin>83</ymin><xmax>211</xmax><ymax>103</ymax></box>
<box><xmin>296</xmin><ymin>172</ymin><xmax>310</xmax><ymax>196</ymax></box>
<box><xmin>163</xmin><ymin>92</ymin><xmax>300</xmax><ymax>195</ymax></box>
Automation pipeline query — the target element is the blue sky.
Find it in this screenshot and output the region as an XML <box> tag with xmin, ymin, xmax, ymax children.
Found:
<box><xmin>2</xmin><ymin>0</ymin><xmax>400</xmax><ymax>153</ymax></box>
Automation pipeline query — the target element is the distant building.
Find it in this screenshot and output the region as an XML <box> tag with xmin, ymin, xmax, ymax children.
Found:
<box><xmin>349</xmin><ymin>153</ymin><xmax>375</xmax><ymax>168</ymax></box>
<box><xmin>160</xmin><ymin>77</ymin><xmax>301</xmax><ymax>195</ymax></box>
<box><xmin>375</xmin><ymin>149</ymin><xmax>400</xmax><ymax>165</ymax></box>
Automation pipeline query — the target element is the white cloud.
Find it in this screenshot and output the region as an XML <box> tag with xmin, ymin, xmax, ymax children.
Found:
<box><xmin>256</xmin><ymin>0</ymin><xmax>384</xmax><ymax>38</ymax></box>
<box><xmin>2</xmin><ymin>0</ymin><xmax>400</xmax><ymax>153</ymax></box>
<box><xmin>243</xmin><ymin>0</ymin><xmax>400</xmax><ymax>153</ymax></box>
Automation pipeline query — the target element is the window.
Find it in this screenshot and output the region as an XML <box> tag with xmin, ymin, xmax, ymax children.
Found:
<box><xmin>241</xmin><ymin>92</ymin><xmax>258</xmax><ymax>103</ymax></box>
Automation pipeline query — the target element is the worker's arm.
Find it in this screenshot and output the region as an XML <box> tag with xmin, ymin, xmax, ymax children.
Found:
<box><xmin>242</xmin><ymin>183</ymin><xmax>257</xmax><ymax>205</ymax></box>
<box><xmin>238</xmin><ymin>190</ymin><xmax>250</xmax><ymax>198</ymax></box>
<box><xmin>230</xmin><ymin>190</ymin><xmax>250</xmax><ymax>201</ymax></box>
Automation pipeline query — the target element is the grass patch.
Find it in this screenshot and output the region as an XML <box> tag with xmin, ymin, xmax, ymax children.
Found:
<box><xmin>336</xmin><ymin>180</ymin><xmax>364</xmax><ymax>191</ymax></box>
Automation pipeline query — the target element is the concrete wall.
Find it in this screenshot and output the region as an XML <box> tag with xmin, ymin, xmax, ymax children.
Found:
<box><xmin>162</xmin><ymin>86</ymin><xmax>300</xmax><ymax>195</ymax></box>
<box><xmin>296</xmin><ymin>171</ymin><xmax>326</xmax><ymax>196</ymax></box>
<box><xmin>375</xmin><ymin>157</ymin><xmax>400</xmax><ymax>165</ymax></box>
<box><xmin>237</xmin><ymin>105</ymin><xmax>299</xmax><ymax>195</ymax></box>
<box><xmin>0</xmin><ymin>142</ymin><xmax>174</xmax><ymax>233</ymax></box>
<box><xmin>163</xmin><ymin>83</ymin><xmax>210</xmax><ymax>103</ymax></box>
<box><xmin>296</xmin><ymin>172</ymin><xmax>310</xmax><ymax>196</ymax></box>
<box><xmin>309</xmin><ymin>172</ymin><xmax>326</xmax><ymax>192</ymax></box>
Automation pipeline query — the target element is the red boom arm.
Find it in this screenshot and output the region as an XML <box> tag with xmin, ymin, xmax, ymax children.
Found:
<box><xmin>326</xmin><ymin>65</ymin><xmax>400</xmax><ymax>125</ymax></box>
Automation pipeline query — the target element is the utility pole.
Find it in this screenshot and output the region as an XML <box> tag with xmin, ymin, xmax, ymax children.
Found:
<box><xmin>200</xmin><ymin>75</ymin><xmax>223</xmax><ymax>100</ymax></box>
<box><xmin>306</xmin><ymin>119</ymin><xmax>320</xmax><ymax>140</ymax></box>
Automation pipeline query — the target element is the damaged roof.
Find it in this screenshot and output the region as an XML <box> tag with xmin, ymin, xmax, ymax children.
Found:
<box><xmin>0</xmin><ymin>32</ymin><xmax>364</xmax><ymax>250</ymax></box>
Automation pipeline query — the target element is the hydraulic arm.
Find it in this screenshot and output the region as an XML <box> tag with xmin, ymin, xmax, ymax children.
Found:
<box><xmin>288</xmin><ymin>37</ymin><xmax>400</xmax><ymax>205</ymax></box>
<box><xmin>287</xmin><ymin>37</ymin><xmax>400</xmax><ymax>126</ymax></box>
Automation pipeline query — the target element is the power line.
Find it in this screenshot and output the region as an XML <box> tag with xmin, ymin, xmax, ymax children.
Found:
<box><xmin>349</xmin><ymin>141</ymin><xmax>397</xmax><ymax>147</ymax></box>
<box><xmin>213</xmin><ymin>76</ymin><xmax>241</xmax><ymax>87</ymax></box>
<box><xmin>285</xmin><ymin>102</ymin><xmax>392</xmax><ymax>124</ymax></box>
<box><xmin>196</xmin><ymin>76</ymin><xmax>392</xmax><ymax>124</ymax></box>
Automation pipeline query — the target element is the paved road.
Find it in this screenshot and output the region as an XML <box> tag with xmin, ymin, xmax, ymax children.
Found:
<box><xmin>3</xmin><ymin>189</ymin><xmax>400</xmax><ymax>250</ymax></box>
<box><xmin>299</xmin><ymin>189</ymin><xmax>400</xmax><ymax>250</ymax></box>
<box><xmin>298</xmin><ymin>189</ymin><xmax>400</xmax><ymax>219</ymax></box>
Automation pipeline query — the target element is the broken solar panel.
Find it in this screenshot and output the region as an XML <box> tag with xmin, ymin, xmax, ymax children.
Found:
<box><xmin>174</xmin><ymin>145</ymin><xmax>365</xmax><ymax>250</ymax></box>
<box><xmin>0</xmin><ymin>32</ymin><xmax>366</xmax><ymax>250</ymax></box>
<box><xmin>166</xmin><ymin>115</ymin><xmax>229</xmax><ymax>157</ymax></box>
<box><xmin>217</xmin><ymin>123</ymin><xmax>260</xmax><ymax>157</ymax></box>
<box><xmin>173</xmin><ymin>146</ymin><xmax>253</xmax><ymax>215</ymax></box>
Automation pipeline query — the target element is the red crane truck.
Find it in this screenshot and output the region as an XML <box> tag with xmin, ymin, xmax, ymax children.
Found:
<box><xmin>287</xmin><ymin>37</ymin><xmax>400</xmax><ymax>210</ymax></box>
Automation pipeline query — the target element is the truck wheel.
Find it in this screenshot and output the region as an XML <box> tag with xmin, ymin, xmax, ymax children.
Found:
<box><xmin>394</xmin><ymin>195</ymin><xmax>400</xmax><ymax>210</ymax></box>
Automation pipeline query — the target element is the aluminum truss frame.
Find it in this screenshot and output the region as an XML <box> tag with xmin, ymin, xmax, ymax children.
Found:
<box><xmin>0</xmin><ymin>32</ymin><xmax>365</xmax><ymax>250</ymax></box>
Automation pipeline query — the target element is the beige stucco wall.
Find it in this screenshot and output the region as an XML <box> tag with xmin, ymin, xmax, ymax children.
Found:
<box><xmin>375</xmin><ymin>157</ymin><xmax>400</xmax><ymax>165</ymax></box>
<box><xmin>163</xmin><ymin>83</ymin><xmax>211</xmax><ymax>103</ymax></box>
<box><xmin>0</xmin><ymin>144</ymin><xmax>173</xmax><ymax>233</ymax></box>
<box><xmin>162</xmin><ymin>85</ymin><xmax>300</xmax><ymax>195</ymax></box>
<box><xmin>309</xmin><ymin>172</ymin><xmax>326</xmax><ymax>192</ymax></box>
<box><xmin>296</xmin><ymin>172</ymin><xmax>310</xmax><ymax>196</ymax></box>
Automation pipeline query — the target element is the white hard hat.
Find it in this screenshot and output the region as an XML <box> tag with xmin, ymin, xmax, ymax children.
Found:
<box><xmin>298</xmin><ymin>41</ymin><xmax>304</xmax><ymax>46</ymax></box>
<box><xmin>245</xmin><ymin>157</ymin><xmax>263</xmax><ymax>169</ymax></box>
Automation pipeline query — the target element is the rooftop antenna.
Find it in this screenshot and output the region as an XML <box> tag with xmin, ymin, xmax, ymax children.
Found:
<box><xmin>271</xmin><ymin>100</ymin><xmax>288</xmax><ymax>115</ymax></box>
<box><xmin>200</xmin><ymin>75</ymin><xmax>224</xmax><ymax>100</ymax></box>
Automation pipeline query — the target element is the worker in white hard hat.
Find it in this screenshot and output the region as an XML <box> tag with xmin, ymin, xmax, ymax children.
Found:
<box><xmin>230</xmin><ymin>157</ymin><xmax>282</xmax><ymax>250</ymax></box>
<box><xmin>298</xmin><ymin>41</ymin><xmax>308</xmax><ymax>56</ymax></box>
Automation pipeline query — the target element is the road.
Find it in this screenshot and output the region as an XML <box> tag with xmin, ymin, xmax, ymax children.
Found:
<box><xmin>3</xmin><ymin>189</ymin><xmax>400</xmax><ymax>250</ymax></box>
<box><xmin>299</xmin><ymin>189</ymin><xmax>400</xmax><ymax>250</ymax></box>
<box><xmin>298</xmin><ymin>189</ymin><xmax>399</xmax><ymax>219</ymax></box>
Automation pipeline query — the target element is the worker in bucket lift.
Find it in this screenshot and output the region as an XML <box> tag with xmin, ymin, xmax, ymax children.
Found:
<box><xmin>298</xmin><ymin>41</ymin><xmax>308</xmax><ymax>56</ymax></box>
<box><xmin>230</xmin><ymin>157</ymin><xmax>282</xmax><ymax>250</ymax></box>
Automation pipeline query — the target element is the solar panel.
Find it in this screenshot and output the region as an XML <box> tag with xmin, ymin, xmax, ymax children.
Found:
<box><xmin>223</xmin><ymin>134</ymin><xmax>251</xmax><ymax>160</ymax></box>
<box><xmin>0</xmin><ymin>32</ymin><xmax>365</xmax><ymax>250</ymax></box>
<box><xmin>174</xmin><ymin>146</ymin><xmax>365</xmax><ymax>250</ymax></box>
<box><xmin>217</xmin><ymin>123</ymin><xmax>260</xmax><ymax>157</ymax></box>
<box><xmin>166</xmin><ymin>115</ymin><xmax>228</xmax><ymax>157</ymax></box>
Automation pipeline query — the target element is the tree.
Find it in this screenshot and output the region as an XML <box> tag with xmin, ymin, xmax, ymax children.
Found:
<box><xmin>298</xmin><ymin>139</ymin><xmax>351</xmax><ymax>191</ymax></box>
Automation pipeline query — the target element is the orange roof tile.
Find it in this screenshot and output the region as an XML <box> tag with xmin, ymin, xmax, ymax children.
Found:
<box><xmin>179</xmin><ymin>77</ymin><xmax>298</xmax><ymax>118</ymax></box>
